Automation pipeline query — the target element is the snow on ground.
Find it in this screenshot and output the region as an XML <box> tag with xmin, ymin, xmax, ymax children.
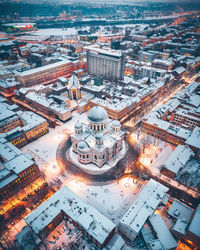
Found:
<box><xmin>68</xmin><ymin>140</ymin><xmax>128</xmax><ymax>175</ymax></box>
<box><xmin>21</xmin><ymin>111</ymin><xmax>88</xmax><ymax>181</ymax></box>
<box><xmin>130</xmin><ymin>132</ymin><xmax>175</xmax><ymax>175</ymax></box>
<box><xmin>21</xmin><ymin>111</ymin><xmax>141</xmax><ymax>222</ymax></box>
<box><xmin>63</xmin><ymin>176</ymin><xmax>141</xmax><ymax>223</ymax></box>
<box><xmin>150</xmin><ymin>143</ymin><xmax>174</xmax><ymax>175</ymax></box>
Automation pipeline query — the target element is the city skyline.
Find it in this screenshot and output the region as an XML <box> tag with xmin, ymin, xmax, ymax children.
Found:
<box><xmin>0</xmin><ymin>1</ymin><xmax>199</xmax><ymax>249</ymax></box>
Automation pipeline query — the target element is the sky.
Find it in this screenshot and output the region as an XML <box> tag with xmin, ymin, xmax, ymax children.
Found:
<box><xmin>1</xmin><ymin>0</ymin><xmax>200</xmax><ymax>3</ymax></box>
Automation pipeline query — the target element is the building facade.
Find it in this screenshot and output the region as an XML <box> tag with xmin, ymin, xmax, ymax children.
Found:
<box><xmin>71</xmin><ymin>106</ymin><xmax>124</xmax><ymax>168</ymax></box>
<box><xmin>15</xmin><ymin>60</ymin><xmax>74</xmax><ymax>86</ymax></box>
<box><xmin>68</xmin><ymin>73</ymin><xmax>81</xmax><ymax>100</ymax></box>
<box><xmin>86</xmin><ymin>46</ymin><xmax>125</xmax><ymax>81</ymax></box>
<box><xmin>0</xmin><ymin>140</ymin><xmax>41</xmax><ymax>200</ymax></box>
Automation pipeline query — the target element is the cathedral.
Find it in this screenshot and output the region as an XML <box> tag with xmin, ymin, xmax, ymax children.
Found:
<box><xmin>71</xmin><ymin>106</ymin><xmax>124</xmax><ymax>168</ymax></box>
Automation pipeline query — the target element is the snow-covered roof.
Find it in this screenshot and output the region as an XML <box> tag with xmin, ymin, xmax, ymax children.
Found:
<box><xmin>0</xmin><ymin>141</ymin><xmax>22</xmax><ymax>162</ymax></box>
<box><xmin>143</xmin><ymin>112</ymin><xmax>170</xmax><ymax>131</ymax></box>
<box><xmin>0</xmin><ymin>102</ymin><xmax>16</xmax><ymax>122</ymax></box>
<box><xmin>68</xmin><ymin>73</ymin><xmax>80</xmax><ymax>89</ymax></box>
<box><xmin>186</xmin><ymin>127</ymin><xmax>200</xmax><ymax>149</ymax></box>
<box><xmin>147</xmin><ymin>239</ymin><xmax>164</xmax><ymax>250</ymax></box>
<box><xmin>15</xmin><ymin>60</ymin><xmax>70</xmax><ymax>77</ymax></box>
<box><xmin>163</xmin><ymin>145</ymin><xmax>194</xmax><ymax>175</ymax></box>
<box><xmin>119</xmin><ymin>179</ymin><xmax>168</xmax><ymax>236</ymax></box>
<box><xmin>149</xmin><ymin>214</ymin><xmax>177</xmax><ymax>249</ymax></box>
<box><xmin>172</xmin><ymin>218</ymin><xmax>188</xmax><ymax>236</ymax></box>
<box><xmin>19</xmin><ymin>111</ymin><xmax>47</xmax><ymax>132</ymax></box>
<box><xmin>85</xmin><ymin>44</ymin><xmax>122</xmax><ymax>57</ymax></box>
<box><xmin>188</xmin><ymin>203</ymin><xmax>200</xmax><ymax>238</ymax></box>
<box><xmin>15</xmin><ymin>226</ymin><xmax>41</xmax><ymax>250</ymax></box>
<box><xmin>159</xmin><ymin>98</ymin><xmax>180</xmax><ymax>114</ymax></box>
<box><xmin>91</xmin><ymin>97</ymin><xmax>139</xmax><ymax>112</ymax></box>
<box><xmin>103</xmin><ymin>234</ymin><xmax>125</xmax><ymax>250</ymax></box>
<box><xmin>187</xmin><ymin>94</ymin><xmax>200</xmax><ymax>108</ymax></box>
<box><xmin>174</xmin><ymin>66</ymin><xmax>185</xmax><ymax>75</ymax></box>
<box><xmin>4</xmin><ymin>154</ymin><xmax>34</xmax><ymax>174</ymax></box>
<box><xmin>25</xmin><ymin>186</ymin><xmax>115</xmax><ymax>245</ymax></box>
<box><xmin>168</xmin><ymin>200</ymin><xmax>193</xmax><ymax>220</ymax></box>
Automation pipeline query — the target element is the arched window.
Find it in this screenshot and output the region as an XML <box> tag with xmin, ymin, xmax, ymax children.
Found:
<box><xmin>94</xmin><ymin>155</ymin><xmax>97</xmax><ymax>160</ymax></box>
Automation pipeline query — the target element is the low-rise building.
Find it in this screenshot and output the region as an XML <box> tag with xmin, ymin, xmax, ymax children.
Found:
<box><xmin>141</xmin><ymin>82</ymin><xmax>200</xmax><ymax>152</ymax></box>
<box><xmin>149</xmin><ymin>214</ymin><xmax>177</xmax><ymax>250</ymax></box>
<box><xmin>0</xmin><ymin>78</ymin><xmax>21</xmax><ymax>96</ymax></box>
<box><xmin>0</xmin><ymin>102</ymin><xmax>49</xmax><ymax>147</ymax></box>
<box><xmin>15</xmin><ymin>59</ymin><xmax>73</xmax><ymax>86</ymax></box>
<box><xmin>118</xmin><ymin>179</ymin><xmax>168</xmax><ymax>241</ymax></box>
<box><xmin>0</xmin><ymin>102</ymin><xmax>22</xmax><ymax>133</ymax></box>
<box><xmin>0</xmin><ymin>139</ymin><xmax>41</xmax><ymax>200</ymax></box>
<box><xmin>25</xmin><ymin>186</ymin><xmax>116</xmax><ymax>249</ymax></box>
<box><xmin>161</xmin><ymin>145</ymin><xmax>195</xmax><ymax>179</ymax></box>
<box><xmin>185</xmin><ymin>204</ymin><xmax>200</xmax><ymax>248</ymax></box>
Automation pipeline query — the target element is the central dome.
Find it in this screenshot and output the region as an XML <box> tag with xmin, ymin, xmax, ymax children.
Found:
<box><xmin>88</xmin><ymin>106</ymin><xmax>108</xmax><ymax>123</ymax></box>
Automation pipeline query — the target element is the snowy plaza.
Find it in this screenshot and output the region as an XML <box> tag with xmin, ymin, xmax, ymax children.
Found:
<box><xmin>21</xmin><ymin>110</ymin><xmax>142</xmax><ymax>223</ymax></box>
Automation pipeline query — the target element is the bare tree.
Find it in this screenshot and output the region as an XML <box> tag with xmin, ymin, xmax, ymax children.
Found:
<box><xmin>140</xmin><ymin>135</ymin><xmax>151</xmax><ymax>153</ymax></box>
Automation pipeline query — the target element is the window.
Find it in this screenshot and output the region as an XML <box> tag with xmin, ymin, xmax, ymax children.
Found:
<box><xmin>94</xmin><ymin>155</ymin><xmax>97</xmax><ymax>160</ymax></box>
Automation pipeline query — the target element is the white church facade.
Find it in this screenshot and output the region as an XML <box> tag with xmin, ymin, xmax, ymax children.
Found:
<box><xmin>71</xmin><ymin>106</ymin><xmax>125</xmax><ymax>168</ymax></box>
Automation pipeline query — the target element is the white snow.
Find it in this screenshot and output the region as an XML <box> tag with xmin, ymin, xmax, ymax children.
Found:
<box><xmin>149</xmin><ymin>214</ymin><xmax>177</xmax><ymax>249</ymax></box>
<box><xmin>67</xmin><ymin>140</ymin><xmax>128</xmax><ymax>175</ymax></box>
<box><xmin>21</xmin><ymin>111</ymin><xmax>141</xmax><ymax>223</ymax></box>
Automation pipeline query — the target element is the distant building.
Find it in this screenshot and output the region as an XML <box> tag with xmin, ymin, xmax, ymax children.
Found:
<box><xmin>86</xmin><ymin>45</ymin><xmax>125</xmax><ymax>81</ymax></box>
<box><xmin>139</xmin><ymin>51</ymin><xmax>155</xmax><ymax>63</ymax></box>
<box><xmin>2</xmin><ymin>23</ymin><xmax>36</xmax><ymax>33</ymax></box>
<box><xmin>0</xmin><ymin>78</ymin><xmax>21</xmax><ymax>96</ymax></box>
<box><xmin>15</xmin><ymin>60</ymin><xmax>73</xmax><ymax>86</ymax></box>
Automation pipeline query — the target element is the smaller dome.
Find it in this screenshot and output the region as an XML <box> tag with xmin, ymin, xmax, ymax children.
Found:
<box><xmin>78</xmin><ymin>141</ymin><xmax>90</xmax><ymax>152</ymax></box>
<box><xmin>112</xmin><ymin>120</ymin><xmax>121</xmax><ymax>127</ymax></box>
<box><xmin>95</xmin><ymin>133</ymin><xmax>103</xmax><ymax>141</ymax></box>
<box><xmin>75</xmin><ymin>121</ymin><xmax>83</xmax><ymax>130</ymax></box>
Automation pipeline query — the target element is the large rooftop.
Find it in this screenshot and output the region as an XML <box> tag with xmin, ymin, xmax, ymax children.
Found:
<box><xmin>119</xmin><ymin>179</ymin><xmax>168</xmax><ymax>235</ymax></box>
<box><xmin>15</xmin><ymin>59</ymin><xmax>71</xmax><ymax>77</ymax></box>
<box><xmin>25</xmin><ymin>186</ymin><xmax>115</xmax><ymax>245</ymax></box>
